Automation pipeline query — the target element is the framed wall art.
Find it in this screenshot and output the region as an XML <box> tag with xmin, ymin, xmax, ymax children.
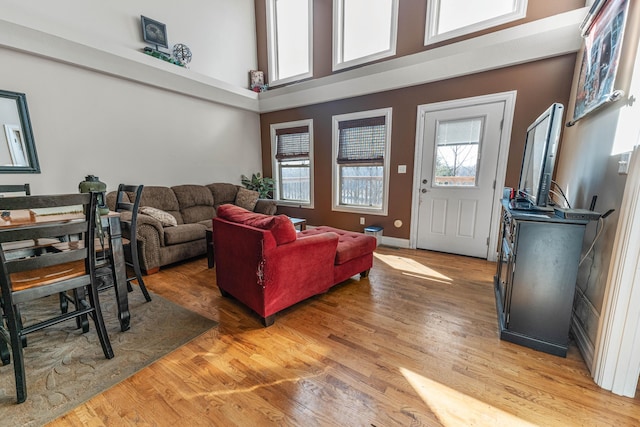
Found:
<box><xmin>572</xmin><ymin>0</ymin><xmax>630</xmax><ymax>123</ymax></box>
<box><xmin>141</xmin><ymin>15</ymin><xmax>168</xmax><ymax>49</ymax></box>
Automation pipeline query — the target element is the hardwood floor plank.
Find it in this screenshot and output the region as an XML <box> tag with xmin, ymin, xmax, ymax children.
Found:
<box><xmin>48</xmin><ymin>247</ymin><xmax>640</xmax><ymax>426</ymax></box>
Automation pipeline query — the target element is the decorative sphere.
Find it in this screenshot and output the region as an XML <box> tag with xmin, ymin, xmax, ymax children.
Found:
<box><xmin>172</xmin><ymin>43</ymin><xmax>192</xmax><ymax>64</ymax></box>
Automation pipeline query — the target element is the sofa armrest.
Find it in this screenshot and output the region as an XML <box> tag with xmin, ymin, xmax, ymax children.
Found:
<box><xmin>136</xmin><ymin>213</ymin><xmax>165</xmax><ymax>240</ymax></box>
<box><xmin>254</xmin><ymin>199</ymin><xmax>277</xmax><ymax>215</ymax></box>
<box><xmin>135</xmin><ymin>214</ymin><xmax>167</xmax><ymax>272</ymax></box>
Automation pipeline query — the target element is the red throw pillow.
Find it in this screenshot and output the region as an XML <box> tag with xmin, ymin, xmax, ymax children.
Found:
<box><xmin>217</xmin><ymin>204</ymin><xmax>296</xmax><ymax>245</ymax></box>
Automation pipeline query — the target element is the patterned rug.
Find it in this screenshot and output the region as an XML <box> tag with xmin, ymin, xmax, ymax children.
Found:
<box><xmin>0</xmin><ymin>286</ymin><xmax>217</xmax><ymax>426</ymax></box>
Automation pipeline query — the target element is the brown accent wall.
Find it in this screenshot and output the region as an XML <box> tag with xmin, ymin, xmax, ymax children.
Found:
<box><xmin>260</xmin><ymin>54</ymin><xmax>577</xmax><ymax>239</ymax></box>
<box><xmin>255</xmin><ymin>0</ymin><xmax>584</xmax><ymax>83</ymax></box>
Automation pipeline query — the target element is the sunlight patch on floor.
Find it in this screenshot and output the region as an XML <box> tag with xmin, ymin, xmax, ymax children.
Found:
<box><xmin>374</xmin><ymin>253</ymin><xmax>452</xmax><ymax>283</ymax></box>
<box><xmin>400</xmin><ymin>368</ymin><xmax>537</xmax><ymax>427</ymax></box>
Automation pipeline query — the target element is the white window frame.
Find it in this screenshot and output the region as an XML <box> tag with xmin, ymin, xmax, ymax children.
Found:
<box><xmin>424</xmin><ymin>0</ymin><xmax>528</xmax><ymax>46</ymax></box>
<box><xmin>332</xmin><ymin>108</ymin><xmax>392</xmax><ymax>215</ymax></box>
<box><xmin>266</xmin><ymin>0</ymin><xmax>314</xmax><ymax>86</ymax></box>
<box><xmin>270</xmin><ymin>119</ymin><xmax>314</xmax><ymax>208</ymax></box>
<box><xmin>332</xmin><ymin>0</ymin><xmax>399</xmax><ymax>71</ymax></box>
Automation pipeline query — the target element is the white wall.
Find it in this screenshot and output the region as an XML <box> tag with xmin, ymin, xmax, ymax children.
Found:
<box><xmin>556</xmin><ymin>106</ymin><xmax>627</xmax><ymax>361</ymax></box>
<box><xmin>0</xmin><ymin>47</ymin><xmax>262</xmax><ymax>194</ymax></box>
<box><xmin>554</xmin><ymin>1</ymin><xmax>640</xmax><ymax>367</ymax></box>
<box><xmin>0</xmin><ymin>1</ymin><xmax>262</xmax><ymax>194</ymax></box>
<box><xmin>0</xmin><ymin>0</ymin><xmax>257</xmax><ymax>88</ymax></box>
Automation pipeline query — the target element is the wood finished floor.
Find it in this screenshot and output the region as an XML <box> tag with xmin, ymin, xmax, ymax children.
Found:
<box><xmin>49</xmin><ymin>246</ymin><xmax>640</xmax><ymax>426</ymax></box>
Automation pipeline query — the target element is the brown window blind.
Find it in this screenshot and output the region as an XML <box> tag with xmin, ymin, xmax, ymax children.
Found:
<box><xmin>337</xmin><ymin>116</ymin><xmax>386</xmax><ymax>164</ymax></box>
<box><xmin>275</xmin><ymin>126</ymin><xmax>310</xmax><ymax>161</ymax></box>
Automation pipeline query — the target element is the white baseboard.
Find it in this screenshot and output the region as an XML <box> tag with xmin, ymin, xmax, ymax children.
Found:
<box><xmin>572</xmin><ymin>312</ymin><xmax>595</xmax><ymax>372</ymax></box>
<box><xmin>380</xmin><ymin>236</ymin><xmax>410</xmax><ymax>248</ymax></box>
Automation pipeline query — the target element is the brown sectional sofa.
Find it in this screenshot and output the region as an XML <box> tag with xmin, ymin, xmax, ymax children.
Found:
<box><xmin>107</xmin><ymin>183</ymin><xmax>276</xmax><ymax>274</ymax></box>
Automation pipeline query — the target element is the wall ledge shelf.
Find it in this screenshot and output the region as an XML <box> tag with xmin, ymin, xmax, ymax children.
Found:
<box><xmin>0</xmin><ymin>18</ymin><xmax>260</xmax><ymax>112</ymax></box>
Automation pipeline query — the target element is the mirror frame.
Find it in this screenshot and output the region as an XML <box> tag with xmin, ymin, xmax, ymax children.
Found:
<box><xmin>0</xmin><ymin>90</ymin><xmax>40</xmax><ymax>173</ymax></box>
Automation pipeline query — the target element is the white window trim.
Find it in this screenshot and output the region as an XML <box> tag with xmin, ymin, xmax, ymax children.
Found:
<box><xmin>270</xmin><ymin>119</ymin><xmax>314</xmax><ymax>208</ymax></box>
<box><xmin>266</xmin><ymin>0</ymin><xmax>314</xmax><ymax>87</ymax></box>
<box><xmin>332</xmin><ymin>108</ymin><xmax>392</xmax><ymax>216</ymax></box>
<box><xmin>424</xmin><ymin>0</ymin><xmax>528</xmax><ymax>46</ymax></box>
<box><xmin>332</xmin><ymin>0</ymin><xmax>399</xmax><ymax>72</ymax></box>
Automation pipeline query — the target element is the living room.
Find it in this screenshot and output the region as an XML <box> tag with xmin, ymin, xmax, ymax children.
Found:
<box><xmin>1</xmin><ymin>0</ymin><xmax>640</xmax><ymax>424</ymax></box>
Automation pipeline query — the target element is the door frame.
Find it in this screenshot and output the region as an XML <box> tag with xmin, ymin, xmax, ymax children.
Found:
<box><xmin>410</xmin><ymin>91</ymin><xmax>517</xmax><ymax>261</ymax></box>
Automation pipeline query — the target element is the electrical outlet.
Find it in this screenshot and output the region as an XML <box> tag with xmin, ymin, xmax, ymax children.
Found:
<box><xmin>360</xmin><ymin>217</ymin><xmax>365</xmax><ymax>225</ymax></box>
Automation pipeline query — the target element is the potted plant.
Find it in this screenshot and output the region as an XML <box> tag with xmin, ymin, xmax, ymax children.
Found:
<box><xmin>241</xmin><ymin>173</ymin><xmax>274</xmax><ymax>199</ymax></box>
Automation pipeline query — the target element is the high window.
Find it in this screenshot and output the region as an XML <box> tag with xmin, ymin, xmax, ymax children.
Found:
<box><xmin>425</xmin><ymin>0</ymin><xmax>528</xmax><ymax>45</ymax></box>
<box><xmin>266</xmin><ymin>0</ymin><xmax>313</xmax><ymax>86</ymax></box>
<box><xmin>332</xmin><ymin>108</ymin><xmax>392</xmax><ymax>215</ymax></box>
<box><xmin>333</xmin><ymin>0</ymin><xmax>399</xmax><ymax>71</ymax></box>
<box><xmin>271</xmin><ymin>120</ymin><xmax>314</xmax><ymax>207</ymax></box>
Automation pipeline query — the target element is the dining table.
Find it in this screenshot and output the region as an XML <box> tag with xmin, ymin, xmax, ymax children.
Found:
<box><xmin>0</xmin><ymin>208</ymin><xmax>131</xmax><ymax>332</ymax></box>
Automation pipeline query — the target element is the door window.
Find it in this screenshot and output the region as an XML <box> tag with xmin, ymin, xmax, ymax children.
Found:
<box><xmin>433</xmin><ymin>117</ymin><xmax>483</xmax><ymax>187</ymax></box>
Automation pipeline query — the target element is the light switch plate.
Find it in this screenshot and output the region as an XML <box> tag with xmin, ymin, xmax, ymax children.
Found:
<box><xmin>398</xmin><ymin>165</ymin><xmax>407</xmax><ymax>174</ymax></box>
<box><xmin>619</xmin><ymin>151</ymin><xmax>631</xmax><ymax>174</ymax></box>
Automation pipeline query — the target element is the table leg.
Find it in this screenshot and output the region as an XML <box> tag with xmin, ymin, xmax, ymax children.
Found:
<box><xmin>206</xmin><ymin>229</ymin><xmax>215</xmax><ymax>268</ymax></box>
<box><xmin>106</xmin><ymin>216</ymin><xmax>130</xmax><ymax>332</ymax></box>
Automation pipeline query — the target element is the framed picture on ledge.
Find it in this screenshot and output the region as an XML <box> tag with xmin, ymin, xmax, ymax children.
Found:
<box><xmin>141</xmin><ymin>15</ymin><xmax>168</xmax><ymax>49</ymax></box>
<box><xmin>572</xmin><ymin>0</ymin><xmax>630</xmax><ymax>123</ymax></box>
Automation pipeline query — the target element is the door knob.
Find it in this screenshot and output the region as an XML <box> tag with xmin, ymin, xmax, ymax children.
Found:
<box><xmin>421</xmin><ymin>188</ymin><xmax>427</xmax><ymax>193</ymax></box>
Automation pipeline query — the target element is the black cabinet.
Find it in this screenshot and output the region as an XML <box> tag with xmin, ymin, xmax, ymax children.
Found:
<box><xmin>494</xmin><ymin>200</ymin><xmax>587</xmax><ymax>357</ymax></box>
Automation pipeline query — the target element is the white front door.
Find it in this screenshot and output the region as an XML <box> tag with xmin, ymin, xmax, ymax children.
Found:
<box><xmin>415</xmin><ymin>100</ymin><xmax>505</xmax><ymax>258</ymax></box>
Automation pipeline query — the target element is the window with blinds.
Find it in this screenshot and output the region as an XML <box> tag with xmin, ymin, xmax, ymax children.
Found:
<box><xmin>271</xmin><ymin>120</ymin><xmax>313</xmax><ymax>205</ymax></box>
<box><xmin>337</xmin><ymin>116</ymin><xmax>386</xmax><ymax>165</ymax></box>
<box><xmin>332</xmin><ymin>109</ymin><xmax>392</xmax><ymax>214</ymax></box>
<box><xmin>276</xmin><ymin>126</ymin><xmax>310</xmax><ymax>161</ymax></box>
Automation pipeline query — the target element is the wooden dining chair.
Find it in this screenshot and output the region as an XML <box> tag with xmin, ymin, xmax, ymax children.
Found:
<box><xmin>0</xmin><ymin>184</ymin><xmax>32</xmax><ymax>344</ymax></box>
<box><xmin>0</xmin><ymin>193</ymin><xmax>114</xmax><ymax>403</ymax></box>
<box><xmin>94</xmin><ymin>184</ymin><xmax>151</xmax><ymax>302</ymax></box>
<box><xmin>0</xmin><ymin>184</ymin><xmax>31</xmax><ymax>196</ymax></box>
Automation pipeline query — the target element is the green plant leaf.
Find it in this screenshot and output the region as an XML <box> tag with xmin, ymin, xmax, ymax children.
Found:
<box><xmin>241</xmin><ymin>172</ymin><xmax>274</xmax><ymax>198</ymax></box>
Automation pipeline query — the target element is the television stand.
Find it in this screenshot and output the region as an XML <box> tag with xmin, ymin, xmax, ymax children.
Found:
<box><xmin>495</xmin><ymin>199</ymin><xmax>587</xmax><ymax>356</ymax></box>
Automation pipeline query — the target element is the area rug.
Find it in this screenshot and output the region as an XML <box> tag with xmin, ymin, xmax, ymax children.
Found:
<box><xmin>0</xmin><ymin>287</ymin><xmax>217</xmax><ymax>426</ymax></box>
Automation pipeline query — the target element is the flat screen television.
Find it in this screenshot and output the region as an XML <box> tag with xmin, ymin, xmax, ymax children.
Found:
<box><xmin>515</xmin><ymin>103</ymin><xmax>564</xmax><ymax>210</ymax></box>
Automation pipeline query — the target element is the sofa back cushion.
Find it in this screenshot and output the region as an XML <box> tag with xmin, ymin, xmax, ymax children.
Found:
<box><xmin>139</xmin><ymin>186</ymin><xmax>183</xmax><ymax>224</ymax></box>
<box><xmin>207</xmin><ymin>183</ymin><xmax>239</xmax><ymax>210</ymax></box>
<box><xmin>217</xmin><ymin>204</ymin><xmax>296</xmax><ymax>246</ymax></box>
<box><xmin>235</xmin><ymin>187</ymin><xmax>259</xmax><ymax>211</ymax></box>
<box><xmin>172</xmin><ymin>185</ymin><xmax>215</xmax><ymax>224</ymax></box>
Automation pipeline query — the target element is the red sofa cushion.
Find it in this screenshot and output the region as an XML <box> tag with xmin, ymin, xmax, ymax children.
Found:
<box><xmin>217</xmin><ymin>204</ymin><xmax>297</xmax><ymax>245</ymax></box>
<box><xmin>299</xmin><ymin>226</ymin><xmax>377</xmax><ymax>265</ymax></box>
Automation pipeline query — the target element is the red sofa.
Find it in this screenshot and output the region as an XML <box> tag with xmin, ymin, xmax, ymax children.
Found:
<box><xmin>213</xmin><ymin>205</ymin><xmax>377</xmax><ymax>326</ymax></box>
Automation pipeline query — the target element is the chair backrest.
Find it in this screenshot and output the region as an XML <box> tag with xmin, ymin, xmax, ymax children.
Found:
<box><xmin>0</xmin><ymin>193</ymin><xmax>97</xmax><ymax>299</ymax></box>
<box><xmin>115</xmin><ymin>184</ymin><xmax>143</xmax><ymax>237</ymax></box>
<box><xmin>0</xmin><ymin>184</ymin><xmax>30</xmax><ymax>196</ymax></box>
